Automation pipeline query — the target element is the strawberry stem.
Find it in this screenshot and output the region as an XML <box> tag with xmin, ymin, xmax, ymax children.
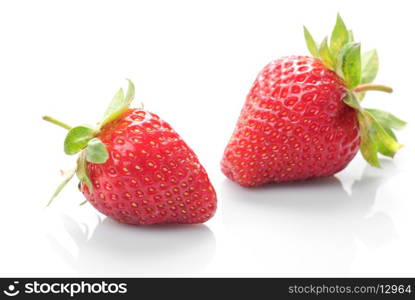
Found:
<box><xmin>353</xmin><ymin>84</ymin><xmax>393</xmax><ymax>94</ymax></box>
<box><xmin>42</xmin><ymin>115</ymin><xmax>72</xmax><ymax>130</ymax></box>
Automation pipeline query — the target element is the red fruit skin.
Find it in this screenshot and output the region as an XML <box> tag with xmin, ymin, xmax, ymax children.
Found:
<box><xmin>81</xmin><ymin>109</ymin><xmax>217</xmax><ymax>225</ymax></box>
<box><xmin>221</xmin><ymin>56</ymin><xmax>360</xmax><ymax>187</ymax></box>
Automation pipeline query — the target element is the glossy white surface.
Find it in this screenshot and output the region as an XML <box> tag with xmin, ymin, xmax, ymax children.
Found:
<box><xmin>0</xmin><ymin>0</ymin><xmax>414</xmax><ymax>277</ymax></box>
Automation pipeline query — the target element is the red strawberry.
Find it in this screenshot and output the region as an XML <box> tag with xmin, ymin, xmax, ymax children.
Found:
<box><xmin>44</xmin><ymin>80</ymin><xmax>216</xmax><ymax>225</ymax></box>
<box><xmin>222</xmin><ymin>15</ymin><xmax>405</xmax><ymax>187</ymax></box>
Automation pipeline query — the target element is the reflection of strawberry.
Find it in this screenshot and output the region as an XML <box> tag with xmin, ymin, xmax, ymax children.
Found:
<box><xmin>222</xmin><ymin>15</ymin><xmax>405</xmax><ymax>187</ymax></box>
<box><xmin>221</xmin><ymin>162</ymin><xmax>398</xmax><ymax>274</ymax></box>
<box><xmin>48</xmin><ymin>216</ymin><xmax>215</xmax><ymax>276</ymax></box>
<box><xmin>43</xmin><ymin>80</ymin><xmax>216</xmax><ymax>225</ymax></box>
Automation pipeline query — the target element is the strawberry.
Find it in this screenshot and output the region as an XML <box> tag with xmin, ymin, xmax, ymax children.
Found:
<box><xmin>222</xmin><ymin>15</ymin><xmax>405</xmax><ymax>187</ymax></box>
<box><xmin>44</xmin><ymin>80</ymin><xmax>216</xmax><ymax>225</ymax></box>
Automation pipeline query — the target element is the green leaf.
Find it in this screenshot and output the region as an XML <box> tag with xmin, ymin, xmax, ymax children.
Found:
<box><xmin>64</xmin><ymin>125</ymin><xmax>96</xmax><ymax>155</ymax></box>
<box><xmin>383</xmin><ymin>127</ymin><xmax>398</xmax><ymax>143</ymax></box>
<box><xmin>348</xmin><ymin>30</ymin><xmax>354</xmax><ymax>42</ymax></box>
<box><xmin>304</xmin><ymin>26</ymin><xmax>318</xmax><ymax>57</ymax></box>
<box><xmin>343</xmin><ymin>92</ymin><xmax>362</xmax><ymax>110</ymax></box>
<box><xmin>79</xmin><ymin>200</ymin><xmax>88</xmax><ymax>206</ymax></box>
<box><xmin>365</xmin><ymin>110</ymin><xmax>403</xmax><ymax>158</ymax></box>
<box><xmin>365</xmin><ymin>108</ymin><xmax>406</xmax><ymax>130</ymax></box>
<box><xmin>341</xmin><ymin>42</ymin><xmax>361</xmax><ymax>89</ymax></box>
<box><xmin>361</xmin><ymin>50</ymin><xmax>379</xmax><ymax>84</ymax></box>
<box><xmin>100</xmin><ymin>80</ymin><xmax>136</xmax><ymax>127</ymax></box>
<box><xmin>358</xmin><ymin>109</ymin><xmax>403</xmax><ymax>166</ymax></box>
<box><xmin>101</xmin><ymin>88</ymin><xmax>125</xmax><ymax>126</ymax></box>
<box><xmin>46</xmin><ymin>168</ymin><xmax>76</xmax><ymax>206</ymax></box>
<box><xmin>330</xmin><ymin>14</ymin><xmax>349</xmax><ymax>60</ymax></box>
<box><xmin>377</xmin><ymin>128</ymin><xmax>397</xmax><ymax>156</ymax></box>
<box><xmin>344</xmin><ymin>93</ymin><xmax>404</xmax><ymax>166</ymax></box>
<box><xmin>357</xmin><ymin>112</ymin><xmax>380</xmax><ymax>167</ymax></box>
<box><xmin>86</xmin><ymin>138</ymin><xmax>109</xmax><ymax>164</ymax></box>
<box><xmin>76</xmin><ymin>151</ymin><xmax>93</xmax><ymax>193</ymax></box>
<box><xmin>124</xmin><ymin>79</ymin><xmax>135</xmax><ymax>105</ymax></box>
<box><xmin>318</xmin><ymin>37</ymin><xmax>334</xmax><ymax>70</ymax></box>
<box><xmin>364</xmin><ymin>108</ymin><xmax>405</xmax><ymax>148</ymax></box>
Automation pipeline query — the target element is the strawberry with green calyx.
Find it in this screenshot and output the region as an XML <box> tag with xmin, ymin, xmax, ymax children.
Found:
<box><xmin>304</xmin><ymin>14</ymin><xmax>405</xmax><ymax>167</ymax></box>
<box><xmin>221</xmin><ymin>14</ymin><xmax>405</xmax><ymax>187</ymax></box>
<box><xmin>44</xmin><ymin>80</ymin><xmax>217</xmax><ymax>225</ymax></box>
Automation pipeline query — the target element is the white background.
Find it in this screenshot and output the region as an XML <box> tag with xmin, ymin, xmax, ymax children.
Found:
<box><xmin>1</xmin><ymin>0</ymin><xmax>414</xmax><ymax>277</ymax></box>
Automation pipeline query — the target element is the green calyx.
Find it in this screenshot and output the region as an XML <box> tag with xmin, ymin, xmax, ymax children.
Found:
<box><xmin>43</xmin><ymin>79</ymin><xmax>136</xmax><ymax>205</ymax></box>
<box><xmin>304</xmin><ymin>14</ymin><xmax>406</xmax><ymax>167</ymax></box>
